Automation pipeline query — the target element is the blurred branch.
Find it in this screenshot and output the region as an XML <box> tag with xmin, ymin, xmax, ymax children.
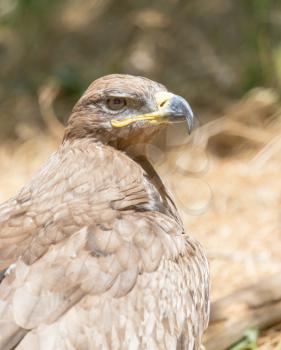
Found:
<box><xmin>250</xmin><ymin>133</ymin><xmax>281</xmax><ymax>168</ymax></box>
<box><xmin>38</xmin><ymin>78</ymin><xmax>64</xmax><ymax>141</ymax></box>
<box><xmin>205</xmin><ymin>273</ymin><xmax>281</xmax><ymax>350</ymax></box>
<box><xmin>191</xmin><ymin>117</ymin><xmax>272</xmax><ymax>149</ymax></box>
<box><xmin>189</xmin><ymin>88</ymin><xmax>280</xmax><ymax>156</ymax></box>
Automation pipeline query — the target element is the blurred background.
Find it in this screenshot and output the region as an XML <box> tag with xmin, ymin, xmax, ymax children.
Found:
<box><xmin>0</xmin><ymin>0</ymin><xmax>281</xmax><ymax>348</ymax></box>
<box><xmin>1</xmin><ymin>0</ymin><xmax>281</xmax><ymax>138</ymax></box>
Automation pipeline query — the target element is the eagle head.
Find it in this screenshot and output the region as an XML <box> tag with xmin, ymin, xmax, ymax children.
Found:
<box><xmin>64</xmin><ymin>74</ymin><xmax>193</xmax><ymax>151</ymax></box>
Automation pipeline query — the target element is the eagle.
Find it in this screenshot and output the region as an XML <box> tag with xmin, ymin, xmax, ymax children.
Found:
<box><xmin>0</xmin><ymin>74</ymin><xmax>209</xmax><ymax>350</ymax></box>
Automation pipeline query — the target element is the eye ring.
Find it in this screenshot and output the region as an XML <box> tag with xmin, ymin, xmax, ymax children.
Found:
<box><xmin>106</xmin><ymin>97</ymin><xmax>127</xmax><ymax>111</ymax></box>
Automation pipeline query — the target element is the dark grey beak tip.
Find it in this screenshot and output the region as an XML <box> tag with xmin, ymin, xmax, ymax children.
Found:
<box><xmin>181</xmin><ymin>98</ymin><xmax>193</xmax><ymax>134</ymax></box>
<box><xmin>186</xmin><ymin>110</ymin><xmax>193</xmax><ymax>135</ymax></box>
<box><xmin>167</xmin><ymin>95</ymin><xmax>194</xmax><ymax>134</ymax></box>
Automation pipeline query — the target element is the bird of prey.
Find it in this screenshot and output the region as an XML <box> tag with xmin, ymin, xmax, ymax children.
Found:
<box><xmin>0</xmin><ymin>74</ymin><xmax>209</xmax><ymax>350</ymax></box>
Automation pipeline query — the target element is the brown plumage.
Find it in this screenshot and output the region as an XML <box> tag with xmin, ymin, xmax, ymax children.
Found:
<box><xmin>0</xmin><ymin>74</ymin><xmax>209</xmax><ymax>350</ymax></box>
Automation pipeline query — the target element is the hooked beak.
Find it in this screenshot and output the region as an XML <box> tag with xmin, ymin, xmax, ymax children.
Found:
<box><xmin>111</xmin><ymin>91</ymin><xmax>194</xmax><ymax>134</ymax></box>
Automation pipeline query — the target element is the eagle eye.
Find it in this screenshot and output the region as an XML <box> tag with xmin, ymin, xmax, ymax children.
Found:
<box><xmin>106</xmin><ymin>97</ymin><xmax>127</xmax><ymax>111</ymax></box>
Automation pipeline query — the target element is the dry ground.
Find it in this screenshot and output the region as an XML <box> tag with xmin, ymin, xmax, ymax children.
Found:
<box><xmin>0</xmin><ymin>88</ymin><xmax>280</xmax><ymax>348</ymax></box>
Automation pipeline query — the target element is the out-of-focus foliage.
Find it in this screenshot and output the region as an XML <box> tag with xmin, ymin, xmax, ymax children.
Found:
<box><xmin>0</xmin><ymin>0</ymin><xmax>280</xmax><ymax>139</ymax></box>
<box><xmin>229</xmin><ymin>328</ymin><xmax>259</xmax><ymax>350</ymax></box>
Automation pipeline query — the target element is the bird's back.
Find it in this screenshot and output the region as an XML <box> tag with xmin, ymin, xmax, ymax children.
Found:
<box><xmin>0</xmin><ymin>139</ymin><xmax>209</xmax><ymax>350</ymax></box>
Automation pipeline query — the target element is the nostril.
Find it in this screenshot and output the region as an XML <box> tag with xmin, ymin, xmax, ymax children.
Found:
<box><xmin>159</xmin><ymin>100</ymin><xmax>167</xmax><ymax>107</ymax></box>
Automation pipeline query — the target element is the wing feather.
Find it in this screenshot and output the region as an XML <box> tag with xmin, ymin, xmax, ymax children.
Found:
<box><xmin>0</xmin><ymin>139</ymin><xmax>209</xmax><ymax>349</ymax></box>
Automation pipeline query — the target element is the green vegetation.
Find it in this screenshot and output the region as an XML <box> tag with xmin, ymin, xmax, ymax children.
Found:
<box><xmin>229</xmin><ymin>328</ymin><xmax>259</xmax><ymax>350</ymax></box>
<box><xmin>0</xmin><ymin>0</ymin><xmax>280</xmax><ymax>139</ymax></box>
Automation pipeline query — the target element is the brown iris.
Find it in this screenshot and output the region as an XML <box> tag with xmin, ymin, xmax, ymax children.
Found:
<box><xmin>106</xmin><ymin>97</ymin><xmax>127</xmax><ymax>111</ymax></box>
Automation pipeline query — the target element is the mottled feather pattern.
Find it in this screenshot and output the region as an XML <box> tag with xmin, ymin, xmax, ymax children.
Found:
<box><xmin>0</xmin><ymin>74</ymin><xmax>209</xmax><ymax>350</ymax></box>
